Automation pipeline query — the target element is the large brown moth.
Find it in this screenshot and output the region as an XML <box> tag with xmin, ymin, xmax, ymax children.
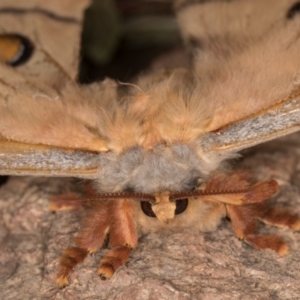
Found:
<box><xmin>2</xmin><ymin>0</ymin><xmax>300</xmax><ymax>288</ymax></box>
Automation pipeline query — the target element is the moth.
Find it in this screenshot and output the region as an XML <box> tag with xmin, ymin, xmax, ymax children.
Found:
<box><xmin>1</xmin><ymin>0</ymin><xmax>300</xmax><ymax>287</ymax></box>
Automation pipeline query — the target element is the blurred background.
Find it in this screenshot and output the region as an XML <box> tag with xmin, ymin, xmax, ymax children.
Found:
<box><xmin>79</xmin><ymin>0</ymin><xmax>183</xmax><ymax>83</ymax></box>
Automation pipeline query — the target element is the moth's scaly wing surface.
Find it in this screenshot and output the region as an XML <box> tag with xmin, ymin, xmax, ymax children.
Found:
<box><xmin>203</xmin><ymin>91</ymin><xmax>300</xmax><ymax>153</ymax></box>
<box><xmin>175</xmin><ymin>0</ymin><xmax>297</xmax><ymax>63</ymax></box>
<box><xmin>175</xmin><ymin>0</ymin><xmax>300</xmax><ymax>153</ymax></box>
<box><xmin>0</xmin><ymin>74</ymin><xmax>122</xmax><ymax>177</ymax></box>
<box><xmin>0</xmin><ymin>0</ymin><xmax>113</xmax><ymax>177</ymax></box>
<box><xmin>0</xmin><ymin>66</ymin><xmax>115</xmax><ymax>152</ymax></box>
<box><xmin>0</xmin><ymin>141</ymin><xmax>100</xmax><ymax>178</ymax></box>
<box><xmin>0</xmin><ymin>0</ymin><xmax>90</xmax><ymax>82</ymax></box>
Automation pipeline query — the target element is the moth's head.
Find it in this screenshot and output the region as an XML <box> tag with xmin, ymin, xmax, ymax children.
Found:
<box><xmin>90</xmin><ymin>184</ymin><xmax>227</xmax><ymax>236</ymax></box>
<box><xmin>92</xmin><ymin>188</ymin><xmax>215</xmax><ymax>226</ymax></box>
<box><xmin>139</xmin><ymin>190</ymin><xmax>217</xmax><ymax>226</ymax></box>
<box><xmin>141</xmin><ymin>191</ymin><xmax>187</xmax><ymax>223</ymax></box>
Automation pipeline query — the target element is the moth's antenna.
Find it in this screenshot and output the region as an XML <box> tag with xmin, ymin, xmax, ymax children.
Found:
<box><xmin>50</xmin><ymin>192</ymin><xmax>156</xmax><ymax>205</ymax></box>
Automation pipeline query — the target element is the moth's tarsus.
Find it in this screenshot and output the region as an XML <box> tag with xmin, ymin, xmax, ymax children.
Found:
<box><xmin>243</xmin><ymin>234</ymin><xmax>289</xmax><ymax>256</ymax></box>
<box><xmin>259</xmin><ymin>207</ymin><xmax>300</xmax><ymax>231</ymax></box>
<box><xmin>98</xmin><ymin>263</ymin><xmax>114</xmax><ymax>280</ymax></box>
<box><xmin>56</xmin><ymin>246</ymin><xmax>88</xmax><ymax>287</ymax></box>
<box><xmin>99</xmin><ymin>274</ymin><xmax>107</xmax><ymax>281</ymax></box>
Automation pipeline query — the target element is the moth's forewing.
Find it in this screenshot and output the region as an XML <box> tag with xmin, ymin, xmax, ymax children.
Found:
<box><xmin>176</xmin><ymin>0</ymin><xmax>300</xmax><ymax>124</ymax></box>
<box><xmin>204</xmin><ymin>92</ymin><xmax>300</xmax><ymax>153</ymax></box>
<box><xmin>0</xmin><ymin>0</ymin><xmax>112</xmax><ymax>155</ymax></box>
<box><xmin>176</xmin><ymin>1</ymin><xmax>300</xmax><ymax>153</ymax></box>
<box><xmin>0</xmin><ymin>0</ymin><xmax>90</xmax><ymax>82</ymax></box>
<box><xmin>0</xmin><ymin>62</ymin><xmax>115</xmax><ymax>151</ymax></box>
<box><xmin>0</xmin><ymin>140</ymin><xmax>100</xmax><ymax>178</ymax></box>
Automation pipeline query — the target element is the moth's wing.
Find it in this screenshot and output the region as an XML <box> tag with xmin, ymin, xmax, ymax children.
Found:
<box><xmin>0</xmin><ymin>141</ymin><xmax>100</xmax><ymax>179</ymax></box>
<box><xmin>0</xmin><ymin>0</ymin><xmax>117</xmax><ymax>154</ymax></box>
<box><xmin>0</xmin><ymin>63</ymin><xmax>114</xmax><ymax>178</ymax></box>
<box><xmin>173</xmin><ymin>1</ymin><xmax>300</xmax><ymax>154</ymax></box>
<box><xmin>0</xmin><ymin>0</ymin><xmax>90</xmax><ymax>83</ymax></box>
<box><xmin>175</xmin><ymin>0</ymin><xmax>297</xmax><ymax>62</ymax></box>
<box><xmin>0</xmin><ymin>0</ymin><xmax>114</xmax><ymax>178</ymax></box>
<box><xmin>197</xmin><ymin>13</ymin><xmax>300</xmax><ymax>153</ymax></box>
<box><xmin>202</xmin><ymin>93</ymin><xmax>300</xmax><ymax>153</ymax></box>
<box><xmin>0</xmin><ymin>64</ymin><xmax>116</xmax><ymax>152</ymax></box>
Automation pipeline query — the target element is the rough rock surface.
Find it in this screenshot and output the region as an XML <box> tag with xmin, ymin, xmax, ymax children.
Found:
<box><xmin>1</xmin><ymin>133</ymin><xmax>300</xmax><ymax>300</ymax></box>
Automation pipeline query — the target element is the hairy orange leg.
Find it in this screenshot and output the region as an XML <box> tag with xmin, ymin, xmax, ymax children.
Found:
<box><xmin>56</xmin><ymin>247</ymin><xmax>89</xmax><ymax>287</ymax></box>
<box><xmin>56</xmin><ymin>202</ymin><xmax>109</xmax><ymax>287</ymax></box>
<box><xmin>227</xmin><ymin>204</ymin><xmax>289</xmax><ymax>255</ymax></box>
<box><xmin>98</xmin><ymin>199</ymin><xmax>138</xmax><ymax>280</ymax></box>
<box><xmin>98</xmin><ymin>246</ymin><xmax>132</xmax><ymax>280</ymax></box>
<box><xmin>259</xmin><ymin>207</ymin><xmax>300</xmax><ymax>230</ymax></box>
<box><xmin>56</xmin><ymin>199</ymin><xmax>138</xmax><ymax>285</ymax></box>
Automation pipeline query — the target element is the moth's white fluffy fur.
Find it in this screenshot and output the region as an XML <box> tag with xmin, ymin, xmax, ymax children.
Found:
<box><xmin>96</xmin><ymin>144</ymin><xmax>234</xmax><ymax>193</ymax></box>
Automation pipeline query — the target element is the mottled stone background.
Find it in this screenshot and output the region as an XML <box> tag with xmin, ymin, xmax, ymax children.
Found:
<box><xmin>1</xmin><ymin>133</ymin><xmax>300</xmax><ymax>300</ymax></box>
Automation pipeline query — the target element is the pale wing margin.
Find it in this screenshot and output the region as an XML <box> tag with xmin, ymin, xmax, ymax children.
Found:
<box><xmin>0</xmin><ymin>141</ymin><xmax>100</xmax><ymax>178</ymax></box>
<box><xmin>202</xmin><ymin>95</ymin><xmax>300</xmax><ymax>153</ymax></box>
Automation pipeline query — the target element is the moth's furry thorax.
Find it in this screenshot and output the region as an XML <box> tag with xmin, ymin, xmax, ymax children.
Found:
<box><xmin>95</xmin><ymin>143</ymin><xmax>231</xmax><ymax>194</ymax></box>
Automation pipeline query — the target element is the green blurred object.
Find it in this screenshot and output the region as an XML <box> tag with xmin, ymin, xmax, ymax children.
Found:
<box><xmin>81</xmin><ymin>0</ymin><xmax>180</xmax><ymax>67</ymax></box>
<box><xmin>123</xmin><ymin>16</ymin><xmax>180</xmax><ymax>48</ymax></box>
<box><xmin>82</xmin><ymin>0</ymin><xmax>121</xmax><ymax>65</ymax></box>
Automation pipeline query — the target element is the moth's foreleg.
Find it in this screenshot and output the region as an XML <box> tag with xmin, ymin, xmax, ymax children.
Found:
<box><xmin>98</xmin><ymin>200</ymin><xmax>138</xmax><ymax>280</ymax></box>
<box><xmin>227</xmin><ymin>204</ymin><xmax>288</xmax><ymax>255</ymax></box>
<box><xmin>75</xmin><ymin>202</ymin><xmax>109</xmax><ymax>252</ymax></box>
<box><xmin>98</xmin><ymin>246</ymin><xmax>131</xmax><ymax>280</ymax></box>
<box><xmin>56</xmin><ymin>247</ymin><xmax>88</xmax><ymax>287</ymax></box>
<box><xmin>259</xmin><ymin>207</ymin><xmax>300</xmax><ymax>231</ymax></box>
<box><xmin>56</xmin><ymin>202</ymin><xmax>109</xmax><ymax>286</ymax></box>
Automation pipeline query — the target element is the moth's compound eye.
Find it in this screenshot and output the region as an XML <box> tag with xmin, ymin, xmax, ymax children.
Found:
<box><xmin>175</xmin><ymin>198</ymin><xmax>188</xmax><ymax>215</ymax></box>
<box><xmin>141</xmin><ymin>201</ymin><xmax>156</xmax><ymax>218</ymax></box>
